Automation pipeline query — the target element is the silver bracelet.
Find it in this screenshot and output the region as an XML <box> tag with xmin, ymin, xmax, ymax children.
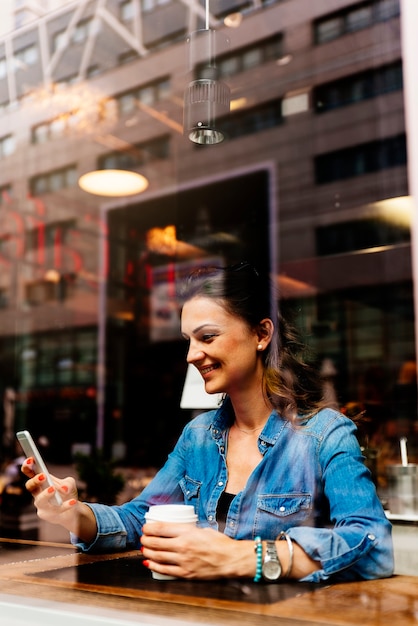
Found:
<box><xmin>278</xmin><ymin>531</ymin><xmax>294</xmax><ymax>578</ymax></box>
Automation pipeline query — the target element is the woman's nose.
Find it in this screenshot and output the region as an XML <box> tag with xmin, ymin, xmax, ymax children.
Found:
<box><xmin>187</xmin><ymin>344</ymin><xmax>205</xmax><ymax>364</ymax></box>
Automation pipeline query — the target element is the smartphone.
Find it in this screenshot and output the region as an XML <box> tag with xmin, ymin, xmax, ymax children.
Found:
<box><xmin>16</xmin><ymin>430</ymin><xmax>63</xmax><ymax>506</ymax></box>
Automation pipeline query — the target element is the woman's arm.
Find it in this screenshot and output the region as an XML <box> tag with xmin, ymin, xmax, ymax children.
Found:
<box><xmin>140</xmin><ymin>522</ymin><xmax>320</xmax><ymax>580</ymax></box>
<box><xmin>288</xmin><ymin>414</ymin><xmax>394</xmax><ymax>582</ymax></box>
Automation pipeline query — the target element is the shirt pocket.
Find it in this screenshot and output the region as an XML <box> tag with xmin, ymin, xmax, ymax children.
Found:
<box><xmin>255</xmin><ymin>493</ymin><xmax>312</xmax><ymax>535</ymax></box>
<box><xmin>179</xmin><ymin>475</ymin><xmax>201</xmax><ymax>510</ymax></box>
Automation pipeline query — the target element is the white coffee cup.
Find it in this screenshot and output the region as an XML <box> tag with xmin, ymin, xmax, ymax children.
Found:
<box><xmin>144</xmin><ymin>504</ymin><xmax>198</xmax><ymax>580</ymax></box>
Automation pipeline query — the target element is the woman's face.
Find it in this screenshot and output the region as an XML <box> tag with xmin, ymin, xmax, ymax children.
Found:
<box><xmin>181</xmin><ymin>296</ymin><xmax>263</xmax><ymax>397</ymax></box>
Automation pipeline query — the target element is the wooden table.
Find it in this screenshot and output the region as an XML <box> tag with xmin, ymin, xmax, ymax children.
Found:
<box><xmin>0</xmin><ymin>537</ymin><xmax>416</xmax><ymax>626</ymax></box>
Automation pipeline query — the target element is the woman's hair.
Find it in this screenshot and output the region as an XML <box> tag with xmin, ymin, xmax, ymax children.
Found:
<box><xmin>181</xmin><ymin>262</ymin><xmax>324</xmax><ymax>420</ymax></box>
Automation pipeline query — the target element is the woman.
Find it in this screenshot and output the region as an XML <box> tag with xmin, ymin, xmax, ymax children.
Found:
<box><xmin>22</xmin><ymin>263</ymin><xmax>393</xmax><ymax>582</ymax></box>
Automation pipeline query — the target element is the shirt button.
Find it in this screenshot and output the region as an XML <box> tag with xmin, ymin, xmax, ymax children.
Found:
<box><xmin>261</xmin><ymin>441</ymin><xmax>267</xmax><ymax>446</ymax></box>
<box><xmin>368</xmin><ymin>534</ymin><xmax>376</xmax><ymax>541</ymax></box>
<box><xmin>229</xmin><ymin>521</ymin><xmax>235</xmax><ymax>527</ymax></box>
<box><xmin>213</xmin><ymin>429</ymin><xmax>219</xmax><ymax>435</ymax></box>
<box><xmin>279</xmin><ymin>506</ymin><xmax>285</xmax><ymax>512</ymax></box>
<box><xmin>218</xmin><ymin>481</ymin><xmax>224</xmax><ymax>487</ymax></box>
<box><xmin>208</xmin><ymin>515</ymin><xmax>214</xmax><ymax>521</ymax></box>
<box><xmin>220</xmin><ymin>447</ymin><xmax>225</xmax><ymax>453</ymax></box>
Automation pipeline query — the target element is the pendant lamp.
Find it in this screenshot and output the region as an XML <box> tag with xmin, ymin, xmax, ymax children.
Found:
<box><xmin>183</xmin><ymin>4</ymin><xmax>230</xmax><ymax>145</ymax></box>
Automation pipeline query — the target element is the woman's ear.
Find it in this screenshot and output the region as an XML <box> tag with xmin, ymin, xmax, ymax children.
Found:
<box><xmin>256</xmin><ymin>318</ymin><xmax>274</xmax><ymax>349</ymax></box>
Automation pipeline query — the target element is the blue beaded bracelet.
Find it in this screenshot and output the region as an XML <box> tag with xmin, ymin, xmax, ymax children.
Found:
<box><xmin>254</xmin><ymin>536</ymin><xmax>263</xmax><ymax>582</ymax></box>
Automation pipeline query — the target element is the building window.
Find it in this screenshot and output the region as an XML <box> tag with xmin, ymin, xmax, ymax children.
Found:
<box><xmin>73</xmin><ymin>19</ymin><xmax>94</xmax><ymax>44</ymax></box>
<box><xmin>115</xmin><ymin>78</ymin><xmax>171</xmax><ymax>116</ymax></box>
<box><xmin>31</xmin><ymin>101</ymin><xmax>110</xmax><ymax>143</ymax></box>
<box><xmin>13</xmin><ymin>43</ymin><xmax>38</xmax><ymax>70</ymax></box>
<box><xmin>221</xmin><ymin>98</ymin><xmax>283</xmax><ymax>140</ymax></box>
<box><xmin>0</xmin><ymin>134</ymin><xmax>15</xmax><ymax>157</ymax></box>
<box><xmin>53</xmin><ymin>18</ymin><xmax>94</xmax><ymax>52</ymax></box>
<box><xmin>53</xmin><ymin>30</ymin><xmax>67</xmax><ymax>52</ymax></box>
<box><xmin>314</xmin><ymin>133</ymin><xmax>407</xmax><ymax>184</ymax></box>
<box><xmin>314</xmin><ymin>0</ymin><xmax>400</xmax><ymax>44</ymax></box>
<box><xmin>98</xmin><ymin>135</ymin><xmax>170</xmax><ymax>170</ymax></box>
<box><xmin>30</xmin><ymin>165</ymin><xmax>77</xmax><ymax>196</ymax></box>
<box><xmin>316</xmin><ymin>218</ymin><xmax>410</xmax><ymax>256</ymax></box>
<box><xmin>121</xmin><ymin>0</ymin><xmax>135</xmax><ymax>21</ymax></box>
<box><xmin>314</xmin><ymin>60</ymin><xmax>403</xmax><ymax>113</ymax></box>
<box><xmin>376</xmin><ymin>0</ymin><xmax>400</xmax><ymax>19</ymax></box>
<box><xmin>346</xmin><ymin>5</ymin><xmax>373</xmax><ymax>32</ymax></box>
<box><xmin>0</xmin><ymin>184</ymin><xmax>12</xmax><ymax>204</ymax></box>
<box><xmin>0</xmin><ymin>58</ymin><xmax>7</xmax><ymax>79</ymax></box>
<box><xmin>141</xmin><ymin>0</ymin><xmax>171</xmax><ymax>14</ymax></box>
<box><xmin>196</xmin><ymin>34</ymin><xmax>283</xmax><ymax>80</ymax></box>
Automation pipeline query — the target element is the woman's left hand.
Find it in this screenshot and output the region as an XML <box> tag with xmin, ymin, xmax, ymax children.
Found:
<box><xmin>140</xmin><ymin>522</ymin><xmax>253</xmax><ymax>580</ymax></box>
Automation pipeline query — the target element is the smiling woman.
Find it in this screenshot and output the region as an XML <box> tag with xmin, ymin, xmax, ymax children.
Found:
<box><xmin>22</xmin><ymin>263</ymin><xmax>394</xmax><ymax>585</ymax></box>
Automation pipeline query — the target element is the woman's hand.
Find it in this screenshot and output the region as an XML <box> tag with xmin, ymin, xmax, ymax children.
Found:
<box><xmin>140</xmin><ymin>522</ymin><xmax>255</xmax><ymax>580</ymax></box>
<box><xmin>21</xmin><ymin>458</ymin><xmax>97</xmax><ymax>543</ymax></box>
<box><xmin>21</xmin><ymin>457</ymin><xmax>78</xmax><ymax>525</ymax></box>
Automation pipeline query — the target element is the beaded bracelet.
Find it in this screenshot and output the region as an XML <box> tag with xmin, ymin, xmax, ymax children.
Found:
<box><xmin>279</xmin><ymin>531</ymin><xmax>294</xmax><ymax>578</ymax></box>
<box><xmin>253</xmin><ymin>536</ymin><xmax>263</xmax><ymax>582</ymax></box>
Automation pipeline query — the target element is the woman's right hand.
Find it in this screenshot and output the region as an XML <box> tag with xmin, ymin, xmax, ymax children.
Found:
<box><xmin>21</xmin><ymin>457</ymin><xmax>79</xmax><ymax>526</ymax></box>
<box><xmin>21</xmin><ymin>458</ymin><xmax>99</xmax><ymax>543</ymax></box>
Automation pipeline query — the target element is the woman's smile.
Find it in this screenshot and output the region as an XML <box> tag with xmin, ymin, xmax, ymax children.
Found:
<box><xmin>199</xmin><ymin>363</ymin><xmax>220</xmax><ymax>378</ymax></box>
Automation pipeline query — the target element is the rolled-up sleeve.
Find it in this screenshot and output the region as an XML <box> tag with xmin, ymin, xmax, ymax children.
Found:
<box><xmin>288</xmin><ymin>523</ymin><xmax>393</xmax><ymax>582</ymax></box>
<box><xmin>71</xmin><ymin>503</ymin><xmax>128</xmax><ymax>552</ymax></box>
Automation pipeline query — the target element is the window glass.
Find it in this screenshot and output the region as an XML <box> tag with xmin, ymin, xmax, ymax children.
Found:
<box><xmin>53</xmin><ymin>30</ymin><xmax>67</xmax><ymax>52</ymax></box>
<box><xmin>32</xmin><ymin>123</ymin><xmax>48</xmax><ymax>144</ymax></box>
<box><xmin>142</xmin><ymin>0</ymin><xmax>154</xmax><ymax>12</ymax></box>
<box><xmin>242</xmin><ymin>48</ymin><xmax>262</xmax><ymax>70</ymax></box>
<box><xmin>316</xmin><ymin>17</ymin><xmax>343</xmax><ymax>43</ymax></box>
<box><xmin>346</xmin><ymin>6</ymin><xmax>373</xmax><ymax>31</ymax></box>
<box><xmin>1</xmin><ymin>134</ymin><xmax>15</xmax><ymax>156</ymax></box>
<box><xmin>0</xmin><ymin>57</ymin><xmax>6</xmax><ymax>78</ymax></box>
<box><xmin>31</xmin><ymin>176</ymin><xmax>47</xmax><ymax>195</ymax></box>
<box><xmin>121</xmin><ymin>0</ymin><xmax>135</xmax><ymax>20</ymax></box>
<box><xmin>73</xmin><ymin>20</ymin><xmax>91</xmax><ymax>43</ymax></box>
<box><xmin>0</xmin><ymin>0</ymin><xmax>416</xmax><ymax>587</ymax></box>
<box><xmin>138</xmin><ymin>86</ymin><xmax>155</xmax><ymax>105</ymax></box>
<box><xmin>157</xmin><ymin>78</ymin><xmax>170</xmax><ymax>99</ymax></box>
<box><xmin>24</xmin><ymin>44</ymin><xmax>38</xmax><ymax>65</ymax></box>
<box><xmin>50</xmin><ymin>117</ymin><xmax>66</xmax><ymax>138</ymax></box>
<box><xmin>65</xmin><ymin>166</ymin><xmax>78</xmax><ymax>187</ymax></box>
<box><xmin>218</xmin><ymin>56</ymin><xmax>239</xmax><ymax>77</ymax></box>
<box><xmin>49</xmin><ymin>171</ymin><xmax>64</xmax><ymax>191</ymax></box>
<box><xmin>376</xmin><ymin>0</ymin><xmax>400</xmax><ymax>20</ymax></box>
<box><xmin>119</xmin><ymin>92</ymin><xmax>136</xmax><ymax>114</ymax></box>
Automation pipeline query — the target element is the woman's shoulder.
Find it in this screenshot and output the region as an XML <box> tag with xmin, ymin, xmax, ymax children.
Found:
<box><xmin>298</xmin><ymin>407</ymin><xmax>356</xmax><ymax>435</ymax></box>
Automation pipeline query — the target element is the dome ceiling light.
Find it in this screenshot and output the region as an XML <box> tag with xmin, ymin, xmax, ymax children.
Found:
<box><xmin>78</xmin><ymin>169</ymin><xmax>149</xmax><ymax>197</ymax></box>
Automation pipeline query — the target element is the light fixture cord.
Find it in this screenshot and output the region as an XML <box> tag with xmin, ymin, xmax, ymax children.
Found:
<box><xmin>205</xmin><ymin>0</ymin><xmax>209</xmax><ymax>30</ymax></box>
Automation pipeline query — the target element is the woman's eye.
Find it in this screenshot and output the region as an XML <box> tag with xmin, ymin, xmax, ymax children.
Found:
<box><xmin>202</xmin><ymin>333</ymin><xmax>216</xmax><ymax>342</ymax></box>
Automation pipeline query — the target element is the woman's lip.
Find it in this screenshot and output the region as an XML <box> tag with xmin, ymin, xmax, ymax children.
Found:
<box><xmin>200</xmin><ymin>364</ymin><xmax>219</xmax><ymax>377</ymax></box>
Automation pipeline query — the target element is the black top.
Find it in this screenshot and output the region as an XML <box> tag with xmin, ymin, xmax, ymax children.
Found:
<box><xmin>216</xmin><ymin>491</ymin><xmax>235</xmax><ymax>533</ymax></box>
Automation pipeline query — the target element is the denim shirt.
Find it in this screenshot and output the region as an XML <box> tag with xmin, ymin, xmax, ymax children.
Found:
<box><xmin>74</xmin><ymin>403</ymin><xmax>394</xmax><ymax>583</ymax></box>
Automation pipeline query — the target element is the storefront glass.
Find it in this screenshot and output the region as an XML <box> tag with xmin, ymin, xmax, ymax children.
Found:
<box><xmin>0</xmin><ymin>0</ymin><xmax>415</xmax><ymax>511</ymax></box>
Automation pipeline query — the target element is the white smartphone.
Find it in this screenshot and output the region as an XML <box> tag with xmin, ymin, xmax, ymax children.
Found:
<box><xmin>16</xmin><ymin>430</ymin><xmax>63</xmax><ymax>506</ymax></box>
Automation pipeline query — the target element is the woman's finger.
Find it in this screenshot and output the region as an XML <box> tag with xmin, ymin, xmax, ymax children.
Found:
<box><xmin>21</xmin><ymin>457</ymin><xmax>36</xmax><ymax>478</ymax></box>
